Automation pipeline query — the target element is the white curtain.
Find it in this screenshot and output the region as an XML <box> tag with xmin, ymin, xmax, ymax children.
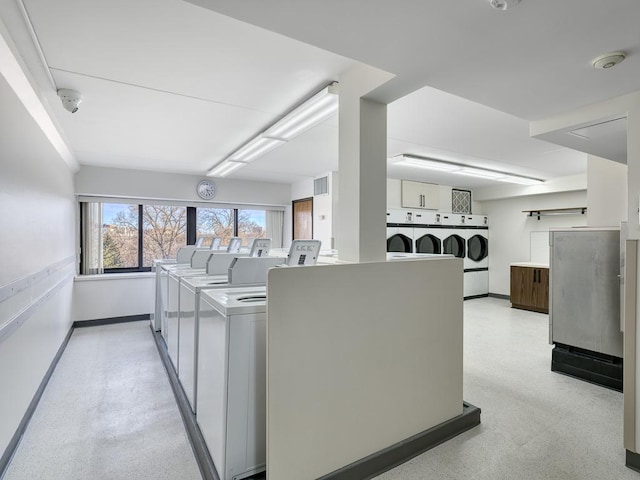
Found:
<box><xmin>266</xmin><ymin>210</ymin><xmax>284</xmax><ymax>248</ymax></box>
<box><xmin>81</xmin><ymin>202</ymin><xmax>103</xmax><ymax>275</ymax></box>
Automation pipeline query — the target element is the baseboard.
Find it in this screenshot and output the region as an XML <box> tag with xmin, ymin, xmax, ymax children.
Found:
<box><xmin>73</xmin><ymin>314</ymin><xmax>150</xmax><ymax>328</ymax></box>
<box><xmin>551</xmin><ymin>344</ymin><xmax>623</xmax><ymax>392</ymax></box>
<box><xmin>626</xmin><ymin>450</ymin><xmax>640</xmax><ymax>473</ymax></box>
<box><xmin>0</xmin><ymin>326</ymin><xmax>74</xmax><ymax>478</ymax></box>
<box><xmin>318</xmin><ymin>403</ymin><xmax>481</xmax><ymax>480</ymax></box>
<box><xmin>150</xmin><ymin>326</ymin><xmax>220</xmax><ymax>480</ymax></box>
<box><xmin>464</xmin><ymin>294</ymin><xmax>489</xmax><ymax>300</ymax></box>
<box><xmin>488</xmin><ymin>293</ymin><xmax>510</xmax><ymax>300</ymax></box>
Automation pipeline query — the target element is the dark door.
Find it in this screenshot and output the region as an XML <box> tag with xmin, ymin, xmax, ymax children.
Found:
<box><xmin>387</xmin><ymin>234</ymin><xmax>413</xmax><ymax>253</ymax></box>
<box><xmin>292</xmin><ymin>198</ymin><xmax>313</xmax><ymax>240</ymax></box>
<box><xmin>443</xmin><ymin>234</ymin><xmax>465</xmax><ymax>258</ymax></box>
<box><xmin>467</xmin><ymin>234</ymin><xmax>488</xmax><ymax>262</ymax></box>
<box><xmin>415</xmin><ymin>234</ymin><xmax>441</xmax><ymax>254</ymax></box>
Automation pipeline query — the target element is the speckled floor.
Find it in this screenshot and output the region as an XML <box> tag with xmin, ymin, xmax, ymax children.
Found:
<box><xmin>375</xmin><ymin>297</ymin><xmax>637</xmax><ymax>480</ymax></box>
<box><xmin>3</xmin><ymin>321</ymin><xmax>202</xmax><ymax>480</ymax></box>
<box><xmin>4</xmin><ymin>300</ymin><xmax>637</xmax><ymax>480</ymax></box>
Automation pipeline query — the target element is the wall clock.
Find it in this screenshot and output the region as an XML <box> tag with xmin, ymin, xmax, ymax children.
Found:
<box><xmin>197</xmin><ymin>180</ymin><xmax>216</xmax><ymax>200</ymax></box>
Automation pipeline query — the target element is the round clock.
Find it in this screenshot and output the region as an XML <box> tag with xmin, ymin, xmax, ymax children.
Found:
<box><xmin>197</xmin><ymin>180</ymin><xmax>216</xmax><ymax>200</ymax></box>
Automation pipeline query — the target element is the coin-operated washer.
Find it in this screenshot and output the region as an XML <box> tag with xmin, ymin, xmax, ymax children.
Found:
<box><xmin>178</xmin><ymin>254</ymin><xmax>284</xmax><ymax>413</ymax></box>
<box><xmin>195</xmin><ymin>239</ymin><xmax>321</xmax><ymax>480</ymax></box>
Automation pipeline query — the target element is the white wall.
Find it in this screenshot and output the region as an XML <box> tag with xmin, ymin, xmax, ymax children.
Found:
<box><xmin>75</xmin><ymin>165</ymin><xmax>290</xmax><ymax>206</ymax></box>
<box><xmin>289</xmin><ymin>173</ymin><xmax>337</xmax><ymax>250</ymax></box>
<box><xmin>0</xmin><ymin>74</ymin><xmax>76</xmax><ymax>457</ymax></box>
<box><xmin>72</xmin><ymin>275</ymin><xmax>154</xmax><ymax>322</ymax></box>
<box><xmin>587</xmin><ymin>154</ymin><xmax>627</xmax><ymax>227</ymax></box>
<box><xmin>480</xmin><ymin>190</ymin><xmax>588</xmax><ymax>295</ymax></box>
<box><xmin>267</xmin><ymin>258</ymin><xmax>463</xmax><ymax>480</ymax></box>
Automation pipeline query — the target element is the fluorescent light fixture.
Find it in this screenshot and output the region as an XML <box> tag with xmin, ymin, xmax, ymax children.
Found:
<box><xmin>0</xmin><ymin>22</ymin><xmax>77</xmax><ymax>170</ymax></box>
<box><xmin>264</xmin><ymin>84</ymin><xmax>338</xmax><ymax>140</ymax></box>
<box><xmin>395</xmin><ymin>157</ymin><xmax>459</xmax><ymax>172</ymax></box>
<box><xmin>456</xmin><ymin>167</ymin><xmax>505</xmax><ymax>179</ymax></box>
<box><xmin>392</xmin><ymin>154</ymin><xmax>544</xmax><ymax>185</ymax></box>
<box><xmin>229</xmin><ymin>136</ymin><xmax>286</xmax><ymax>163</ymax></box>
<box><xmin>208</xmin><ymin>82</ymin><xmax>338</xmax><ymax>177</ymax></box>
<box><xmin>207</xmin><ymin>160</ymin><xmax>246</xmax><ymax>177</ymax></box>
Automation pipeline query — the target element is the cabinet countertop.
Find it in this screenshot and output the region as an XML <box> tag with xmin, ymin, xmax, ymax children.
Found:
<box><xmin>510</xmin><ymin>262</ymin><xmax>549</xmax><ymax>269</ymax></box>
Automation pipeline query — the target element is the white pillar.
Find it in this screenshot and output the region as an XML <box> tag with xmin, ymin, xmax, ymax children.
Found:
<box><xmin>337</xmin><ymin>64</ymin><xmax>394</xmax><ymax>263</ymax></box>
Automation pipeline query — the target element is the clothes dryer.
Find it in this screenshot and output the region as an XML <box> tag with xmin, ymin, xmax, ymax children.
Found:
<box><xmin>387</xmin><ymin>227</ymin><xmax>414</xmax><ymax>253</ymax></box>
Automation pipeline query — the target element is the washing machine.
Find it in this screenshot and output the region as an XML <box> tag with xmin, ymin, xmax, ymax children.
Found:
<box><xmin>178</xmin><ymin>256</ymin><xmax>284</xmax><ymax>413</ymax></box>
<box><xmin>197</xmin><ymin>285</ymin><xmax>268</xmax><ymax>480</ymax></box>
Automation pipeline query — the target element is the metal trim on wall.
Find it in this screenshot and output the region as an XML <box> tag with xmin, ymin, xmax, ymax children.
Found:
<box><xmin>624</xmin><ymin>239</ymin><xmax>637</xmax><ymax>451</ymax></box>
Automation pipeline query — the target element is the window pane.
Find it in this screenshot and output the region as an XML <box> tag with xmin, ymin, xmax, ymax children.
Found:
<box><xmin>143</xmin><ymin>205</ymin><xmax>187</xmax><ymax>266</ymax></box>
<box><xmin>102</xmin><ymin>203</ymin><xmax>139</xmax><ymax>268</ymax></box>
<box><xmin>238</xmin><ymin>209</ymin><xmax>267</xmax><ymax>247</ymax></box>
<box><xmin>197</xmin><ymin>208</ymin><xmax>235</xmax><ymax>247</ymax></box>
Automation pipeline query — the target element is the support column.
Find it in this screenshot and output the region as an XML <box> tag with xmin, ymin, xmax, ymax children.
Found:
<box><xmin>337</xmin><ymin>64</ymin><xmax>394</xmax><ymax>263</ymax></box>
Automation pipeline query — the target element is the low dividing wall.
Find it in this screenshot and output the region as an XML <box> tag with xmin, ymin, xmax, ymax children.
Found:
<box><xmin>266</xmin><ymin>257</ymin><xmax>463</xmax><ymax>479</ymax></box>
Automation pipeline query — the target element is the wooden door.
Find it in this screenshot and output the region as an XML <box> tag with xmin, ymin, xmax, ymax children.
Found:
<box><xmin>510</xmin><ymin>266</ymin><xmax>535</xmax><ymax>309</ymax></box>
<box><xmin>292</xmin><ymin>198</ymin><xmax>313</xmax><ymax>240</ymax></box>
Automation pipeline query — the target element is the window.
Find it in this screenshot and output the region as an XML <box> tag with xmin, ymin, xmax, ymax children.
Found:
<box><xmin>196</xmin><ymin>208</ymin><xmax>235</xmax><ymax>247</ymax></box>
<box><xmin>80</xmin><ymin>201</ymin><xmax>283</xmax><ymax>274</ymax></box>
<box><xmin>238</xmin><ymin>209</ymin><xmax>267</xmax><ymax>247</ymax></box>
<box><xmin>81</xmin><ymin>202</ymin><xmax>187</xmax><ymax>274</ymax></box>
<box><xmin>142</xmin><ymin>205</ymin><xmax>187</xmax><ymax>267</ymax></box>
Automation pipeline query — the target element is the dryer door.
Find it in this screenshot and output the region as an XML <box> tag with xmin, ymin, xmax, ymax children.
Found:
<box><xmin>387</xmin><ymin>234</ymin><xmax>413</xmax><ymax>253</ymax></box>
<box><xmin>467</xmin><ymin>234</ymin><xmax>488</xmax><ymax>262</ymax></box>
<box><xmin>415</xmin><ymin>234</ymin><xmax>441</xmax><ymax>254</ymax></box>
<box><xmin>443</xmin><ymin>234</ymin><xmax>466</xmax><ymax>258</ymax></box>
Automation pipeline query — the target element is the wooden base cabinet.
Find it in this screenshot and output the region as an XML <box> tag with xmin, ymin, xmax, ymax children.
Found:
<box><xmin>510</xmin><ymin>265</ymin><xmax>549</xmax><ymax>314</ymax></box>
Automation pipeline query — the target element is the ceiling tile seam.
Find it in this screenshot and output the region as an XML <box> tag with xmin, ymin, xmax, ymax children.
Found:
<box><xmin>48</xmin><ymin>66</ymin><xmax>285</xmax><ymax>116</ymax></box>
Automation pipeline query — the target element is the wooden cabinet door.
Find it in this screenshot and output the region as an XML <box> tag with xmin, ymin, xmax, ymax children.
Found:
<box><xmin>510</xmin><ymin>266</ymin><xmax>535</xmax><ymax>307</ymax></box>
<box><xmin>535</xmin><ymin>268</ymin><xmax>549</xmax><ymax>312</ymax></box>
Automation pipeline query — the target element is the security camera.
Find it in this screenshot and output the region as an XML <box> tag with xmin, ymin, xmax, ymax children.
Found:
<box><xmin>57</xmin><ymin>89</ymin><xmax>82</xmax><ymax>113</ymax></box>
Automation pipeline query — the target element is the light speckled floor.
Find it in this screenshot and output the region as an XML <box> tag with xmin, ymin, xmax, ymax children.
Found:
<box><xmin>3</xmin><ymin>321</ymin><xmax>202</xmax><ymax>480</ymax></box>
<box><xmin>375</xmin><ymin>297</ymin><xmax>636</xmax><ymax>480</ymax></box>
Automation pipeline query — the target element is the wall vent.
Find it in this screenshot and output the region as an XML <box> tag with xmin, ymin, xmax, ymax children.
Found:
<box><xmin>452</xmin><ymin>189</ymin><xmax>471</xmax><ymax>214</ymax></box>
<box><xmin>314</xmin><ymin>176</ymin><xmax>329</xmax><ymax>195</ymax></box>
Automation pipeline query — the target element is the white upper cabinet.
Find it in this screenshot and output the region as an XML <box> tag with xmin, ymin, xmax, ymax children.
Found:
<box><xmin>401</xmin><ymin>180</ymin><xmax>440</xmax><ymax>210</ymax></box>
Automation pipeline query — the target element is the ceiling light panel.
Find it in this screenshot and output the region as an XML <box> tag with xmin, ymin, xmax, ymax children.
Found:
<box><xmin>393</xmin><ymin>154</ymin><xmax>544</xmax><ymax>185</ymax></box>
<box><xmin>229</xmin><ymin>136</ymin><xmax>286</xmax><ymax>163</ymax></box>
<box><xmin>208</xmin><ymin>82</ymin><xmax>338</xmax><ymax>177</ymax></box>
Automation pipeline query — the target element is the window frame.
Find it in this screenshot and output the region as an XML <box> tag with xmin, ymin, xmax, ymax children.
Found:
<box><xmin>79</xmin><ymin>201</ymin><xmax>273</xmax><ymax>275</ymax></box>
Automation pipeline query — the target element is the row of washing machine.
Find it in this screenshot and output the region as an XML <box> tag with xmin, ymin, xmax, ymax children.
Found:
<box><xmin>386</xmin><ymin>209</ymin><xmax>489</xmax><ymax>298</ymax></box>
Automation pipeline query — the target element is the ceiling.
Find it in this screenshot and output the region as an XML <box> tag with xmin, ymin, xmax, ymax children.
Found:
<box><xmin>4</xmin><ymin>0</ymin><xmax>639</xmax><ymax>188</ymax></box>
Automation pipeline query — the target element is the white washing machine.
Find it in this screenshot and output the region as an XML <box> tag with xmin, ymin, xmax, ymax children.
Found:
<box><xmin>178</xmin><ymin>257</ymin><xmax>284</xmax><ymax>413</ymax></box>
<box><xmin>197</xmin><ymin>286</ymin><xmax>267</xmax><ymax>480</ymax></box>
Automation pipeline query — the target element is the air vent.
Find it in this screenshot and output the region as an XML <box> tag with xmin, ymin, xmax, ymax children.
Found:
<box><xmin>314</xmin><ymin>176</ymin><xmax>329</xmax><ymax>195</ymax></box>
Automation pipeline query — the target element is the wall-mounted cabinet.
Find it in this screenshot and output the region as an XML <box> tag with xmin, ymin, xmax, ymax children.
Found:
<box><xmin>510</xmin><ymin>264</ymin><xmax>549</xmax><ymax>314</ymax></box>
<box><xmin>401</xmin><ymin>180</ymin><xmax>440</xmax><ymax>210</ymax></box>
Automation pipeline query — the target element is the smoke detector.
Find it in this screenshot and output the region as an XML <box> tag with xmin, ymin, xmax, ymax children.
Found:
<box><xmin>488</xmin><ymin>0</ymin><xmax>521</xmax><ymax>10</ymax></box>
<box><xmin>592</xmin><ymin>52</ymin><xmax>626</xmax><ymax>69</ymax></box>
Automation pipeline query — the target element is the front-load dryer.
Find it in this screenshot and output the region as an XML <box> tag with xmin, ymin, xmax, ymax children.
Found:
<box><xmin>387</xmin><ymin>227</ymin><xmax>414</xmax><ymax>253</ymax></box>
<box><xmin>443</xmin><ymin>233</ymin><xmax>465</xmax><ymax>259</ymax></box>
<box><xmin>414</xmin><ymin>227</ymin><xmax>442</xmax><ymax>254</ymax></box>
<box><xmin>466</xmin><ymin>233</ymin><xmax>488</xmax><ymax>269</ymax></box>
